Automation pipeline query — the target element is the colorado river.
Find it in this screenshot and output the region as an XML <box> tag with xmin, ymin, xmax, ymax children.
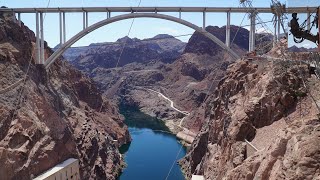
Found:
<box><xmin>119</xmin><ymin>104</ymin><xmax>186</xmax><ymax>180</ymax></box>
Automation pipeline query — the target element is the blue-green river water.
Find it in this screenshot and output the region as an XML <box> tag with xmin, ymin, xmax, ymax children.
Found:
<box><xmin>119</xmin><ymin>104</ymin><xmax>186</xmax><ymax>180</ymax></box>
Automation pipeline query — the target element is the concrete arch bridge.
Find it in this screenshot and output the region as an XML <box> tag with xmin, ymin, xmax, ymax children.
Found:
<box><xmin>0</xmin><ymin>6</ymin><xmax>317</xmax><ymax>68</ymax></box>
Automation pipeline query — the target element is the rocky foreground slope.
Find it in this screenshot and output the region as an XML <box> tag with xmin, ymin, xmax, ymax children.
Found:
<box><xmin>180</xmin><ymin>50</ymin><xmax>320</xmax><ymax>179</ymax></box>
<box><xmin>0</xmin><ymin>13</ymin><xmax>129</xmax><ymax>179</ymax></box>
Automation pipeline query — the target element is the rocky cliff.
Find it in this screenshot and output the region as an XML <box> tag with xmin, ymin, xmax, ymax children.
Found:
<box><xmin>0</xmin><ymin>12</ymin><xmax>130</xmax><ymax>179</ymax></box>
<box><xmin>145</xmin><ymin>25</ymin><xmax>252</xmax><ymax>131</ymax></box>
<box><xmin>180</xmin><ymin>52</ymin><xmax>320</xmax><ymax>179</ymax></box>
<box><xmin>184</xmin><ymin>25</ymin><xmax>250</xmax><ymax>56</ymax></box>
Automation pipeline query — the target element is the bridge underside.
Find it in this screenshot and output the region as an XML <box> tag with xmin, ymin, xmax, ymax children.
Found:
<box><xmin>41</xmin><ymin>13</ymin><xmax>240</xmax><ymax>68</ymax></box>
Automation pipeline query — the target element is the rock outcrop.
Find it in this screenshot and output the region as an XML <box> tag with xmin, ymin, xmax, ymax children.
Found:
<box><xmin>184</xmin><ymin>25</ymin><xmax>250</xmax><ymax>56</ymax></box>
<box><xmin>180</xmin><ymin>56</ymin><xmax>320</xmax><ymax>179</ymax></box>
<box><xmin>0</xmin><ymin>12</ymin><xmax>130</xmax><ymax>179</ymax></box>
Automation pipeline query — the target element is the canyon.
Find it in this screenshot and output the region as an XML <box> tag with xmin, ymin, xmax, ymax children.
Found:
<box><xmin>0</xmin><ymin>5</ymin><xmax>319</xmax><ymax>180</ymax></box>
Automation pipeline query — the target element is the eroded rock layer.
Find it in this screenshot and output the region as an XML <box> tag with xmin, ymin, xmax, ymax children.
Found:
<box><xmin>0</xmin><ymin>13</ymin><xmax>130</xmax><ymax>180</ymax></box>
<box><xmin>180</xmin><ymin>58</ymin><xmax>320</xmax><ymax>179</ymax></box>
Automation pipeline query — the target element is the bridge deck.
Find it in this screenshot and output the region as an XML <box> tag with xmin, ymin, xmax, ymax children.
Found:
<box><xmin>0</xmin><ymin>6</ymin><xmax>318</xmax><ymax>13</ymax></box>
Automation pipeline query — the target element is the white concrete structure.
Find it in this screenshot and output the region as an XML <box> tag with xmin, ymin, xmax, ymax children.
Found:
<box><xmin>249</xmin><ymin>12</ymin><xmax>256</xmax><ymax>52</ymax></box>
<box><xmin>226</xmin><ymin>11</ymin><xmax>231</xmax><ymax>48</ymax></box>
<box><xmin>33</xmin><ymin>158</ymin><xmax>80</xmax><ymax>180</ymax></box>
<box><xmin>192</xmin><ymin>175</ymin><xmax>205</xmax><ymax>180</ymax></box>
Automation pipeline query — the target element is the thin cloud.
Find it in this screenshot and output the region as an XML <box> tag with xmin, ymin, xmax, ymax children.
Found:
<box><xmin>157</xmin><ymin>27</ymin><xmax>179</xmax><ymax>35</ymax></box>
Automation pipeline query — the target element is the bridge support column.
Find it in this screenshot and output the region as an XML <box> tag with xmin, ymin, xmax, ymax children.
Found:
<box><xmin>249</xmin><ymin>12</ymin><xmax>256</xmax><ymax>52</ymax></box>
<box><xmin>18</xmin><ymin>13</ymin><xmax>21</xmax><ymax>26</ymax></box>
<box><xmin>179</xmin><ymin>9</ymin><xmax>181</xmax><ymax>19</ymax></box>
<box><xmin>307</xmin><ymin>11</ymin><xmax>310</xmax><ymax>31</ymax></box>
<box><xmin>83</xmin><ymin>12</ymin><xmax>86</xmax><ymax>29</ymax></box>
<box><xmin>277</xmin><ymin>15</ymin><xmax>280</xmax><ymax>41</ymax></box>
<box><xmin>203</xmin><ymin>11</ymin><xmax>206</xmax><ymax>29</ymax></box>
<box><xmin>12</xmin><ymin>11</ymin><xmax>16</xmax><ymax>23</ymax></box>
<box><xmin>86</xmin><ymin>11</ymin><xmax>88</xmax><ymax>28</ymax></box>
<box><xmin>63</xmin><ymin>12</ymin><xmax>66</xmax><ymax>43</ymax></box>
<box><xmin>82</xmin><ymin>11</ymin><xmax>88</xmax><ymax>29</ymax></box>
<box><xmin>107</xmin><ymin>11</ymin><xmax>111</xmax><ymax>19</ymax></box>
<box><xmin>59</xmin><ymin>12</ymin><xmax>66</xmax><ymax>44</ymax></box>
<box><xmin>59</xmin><ymin>12</ymin><xmax>63</xmax><ymax>46</ymax></box>
<box><xmin>35</xmin><ymin>12</ymin><xmax>41</xmax><ymax>64</ymax></box>
<box><xmin>40</xmin><ymin>12</ymin><xmax>45</xmax><ymax>64</ymax></box>
<box><xmin>226</xmin><ymin>11</ymin><xmax>231</xmax><ymax>48</ymax></box>
<box><xmin>273</xmin><ymin>14</ymin><xmax>277</xmax><ymax>47</ymax></box>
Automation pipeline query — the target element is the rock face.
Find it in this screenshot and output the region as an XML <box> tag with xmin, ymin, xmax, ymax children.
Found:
<box><xmin>184</xmin><ymin>25</ymin><xmax>250</xmax><ymax>56</ymax></box>
<box><xmin>53</xmin><ymin>45</ymin><xmax>93</xmax><ymax>62</ymax></box>
<box><xmin>180</xmin><ymin>57</ymin><xmax>320</xmax><ymax>179</ymax></box>
<box><xmin>0</xmin><ymin>13</ymin><xmax>130</xmax><ymax>179</ymax></box>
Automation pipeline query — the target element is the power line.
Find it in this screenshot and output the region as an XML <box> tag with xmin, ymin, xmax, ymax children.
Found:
<box><xmin>164</xmin><ymin>54</ymin><xmax>223</xmax><ymax>179</ymax></box>
<box><xmin>231</xmin><ymin>12</ymin><xmax>248</xmax><ymax>45</ymax></box>
<box><xmin>240</xmin><ymin>20</ymin><xmax>274</xmax><ymax>28</ymax></box>
<box><xmin>4</xmin><ymin>0</ymin><xmax>52</xmax><ymax>122</ymax></box>
<box><xmin>115</xmin><ymin>0</ymin><xmax>142</xmax><ymax>68</ymax></box>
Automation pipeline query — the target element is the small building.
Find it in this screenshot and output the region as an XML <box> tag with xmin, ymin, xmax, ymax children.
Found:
<box><xmin>33</xmin><ymin>158</ymin><xmax>80</xmax><ymax>180</ymax></box>
<box><xmin>192</xmin><ymin>175</ymin><xmax>205</xmax><ymax>180</ymax></box>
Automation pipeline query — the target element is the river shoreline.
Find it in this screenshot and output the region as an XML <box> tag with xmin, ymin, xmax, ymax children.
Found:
<box><xmin>117</xmin><ymin>102</ymin><xmax>187</xmax><ymax>180</ymax></box>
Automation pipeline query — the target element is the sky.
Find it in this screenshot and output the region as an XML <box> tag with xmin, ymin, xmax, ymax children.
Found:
<box><xmin>2</xmin><ymin>0</ymin><xmax>306</xmax><ymax>48</ymax></box>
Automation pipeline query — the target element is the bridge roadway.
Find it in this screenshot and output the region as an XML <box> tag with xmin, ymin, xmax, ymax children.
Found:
<box><xmin>0</xmin><ymin>6</ymin><xmax>318</xmax><ymax>13</ymax></box>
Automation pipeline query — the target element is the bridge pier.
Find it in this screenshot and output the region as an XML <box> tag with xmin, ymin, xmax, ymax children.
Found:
<box><xmin>277</xmin><ymin>15</ymin><xmax>280</xmax><ymax>41</ymax></box>
<box><xmin>59</xmin><ymin>12</ymin><xmax>63</xmax><ymax>46</ymax></box>
<box><xmin>59</xmin><ymin>12</ymin><xmax>67</xmax><ymax>45</ymax></box>
<box><xmin>35</xmin><ymin>12</ymin><xmax>45</xmax><ymax>64</ymax></box>
<box><xmin>40</xmin><ymin>12</ymin><xmax>44</xmax><ymax>64</ymax></box>
<box><xmin>83</xmin><ymin>12</ymin><xmax>86</xmax><ymax>29</ymax></box>
<box><xmin>35</xmin><ymin>12</ymin><xmax>41</xmax><ymax>64</ymax></box>
<box><xmin>83</xmin><ymin>11</ymin><xmax>89</xmax><ymax>29</ymax></box>
<box><xmin>249</xmin><ymin>12</ymin><xmax>256</xmax><ymax>52</ymax></box>
<box><xmin>273</xmin><ymin>14</ymin><xmax>277</xmax><ymax>46</ymax></box>
<box><xmin>86</xmin><ymin>11</ymin><xmax>89</xmax><ymax>28</ymax></box>
<box><xmin>12</xmin><ymin>11</ymin><xmax>16</xmax><ymax>23</ymax></box>
<box><xmin>272</xmin><ymin>13</ymin><xmax>282</xmax><ymax>46</ymax></box>
<box><xmin>307</xmin><ymin>11</ymin><xmax>310</xmax><ymax>31</ymax></box>
<box><xmin>203</xmin><ymin>11</ymin><xmax>206</xmax><ymax>29</ymax></box>
<box><xmin>63</xmin><ymin>12</ymin><xmax>66</xmax><ymax>43</ymax></box>
<box><xmin>18</xmin><ymin>13</ymin><xmax>21</xmax><ymax>26</ymax></box>
<box><xmin>226</xmin><ymin>11</ymin><xmax>231</xmax><ymax>48</ymax></box>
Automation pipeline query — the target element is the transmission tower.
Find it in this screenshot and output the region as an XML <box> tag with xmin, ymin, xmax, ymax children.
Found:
<box><xmin>240</xmin><ymin>0</ymin><xmax>286</xmax><ymax>54</ymax></box>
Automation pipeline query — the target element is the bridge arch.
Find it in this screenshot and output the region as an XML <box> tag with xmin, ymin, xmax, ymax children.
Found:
<box><xmin>44</xmin><ymin>13</ymin><xmax>240</xmax><ymax>68</ymax></box>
